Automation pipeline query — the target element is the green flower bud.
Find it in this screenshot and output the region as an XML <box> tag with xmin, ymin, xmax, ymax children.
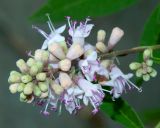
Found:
<box><xmin>97</xmin><ymin>30</ymin><xmax>106</xmax><ymax>42</ymax></box>
<box><xmin>17</xmin><ymin>83</ymin><xmax>25</xmax><ymax>92</ymax></box>
<box><xmin>21</xmin><ymin>75</ymin><xmax>32</xmax><ymax>83</ymax></box>
<box><xmin>16</xmin><ymin>59</ymin><xmax>29</xmax><ymax>73</ymax></box>
<box><xmin>9</xmin><ymin>83</ymin><xmax>19</xmax><ymax>94</ymax></box>
<box><xmin>27</xmin><ymin>58</ymin><xmax>36</xmax><ymax>67</ymax></box>
<box><xmin>38</xmin><ymin>82</ymin><xmax>48</xmax><ymax>92</ymax></box>
<box><xmin>20</xmin><ymin>92</ymin><xmax>27</xmax><ymax>99</ymax></box>
<box><xmin>23</xmin><ymin>82</ymin><xmax>33</xmax><ymax>95</ymax></box>
<box><xmin>36</xmin><ymin>61</ymin><xmax>43</xmax><ymax>72</ymax></box>
<box><xmin>8</xmin><ymin>74</ymin><xmax>21</xmax><ymax>84</ymax></box>
<box><xmin>41</xmin><ymin>51</ymin><xmax>49</xmax><ymax>63</ymax></box>
<box><xmin>29</xmin><ymin>65</ymin><xmax>39</xmax><ymax>76</ymax></box>
<box><xmin>150</xmin><ymin>69</ymin><xmax>157</xmax><ymax>78</ymax></box>
<box><xmin>147</xmin><ymin>67</ymin><xmax>153</xmax><ymax>73</ymax></box>
<box><xmin>34</xmin><ymin>49</ymin><xmax>49</xmax><ymax>63</ymax></box>
<box><xmin>36</xmin><ymin>73</ymin><xmax>46</xmax><ymax>81</ymax></box>
<box><xmin>33</xmin><ymin>86</ymin><xmax>42</xmax><ymax>97</ymax></box>
<box><xmin>143</xmin><ymin>74</ymin><xmax>150</xmax><ymax>81</ymax></box>
<box><xmin>10</xmin><ymin>71</ymin><xmax>21</xmax><ymax>76</ymax></box>
<box><xmin>146</xmin><ymin>59</ymin><xmax>153</xmax><ymax>66</ymax></box>
<box><xmin>136</xmin><ymin>69</ymin><xmax>143</xmax><ymax>77</ymax></box>
<box><xmin>143</xmin><ymin>49</ymin><xmax>152</xmax><ymax>59</ymax></box>
<box><xmin>129</xmin><ymin>62</ymin><xmax>141</xmax><ymax>70</ymax></box>
<box><xmin>51</xmin><ymin>84</ymin><xmax>64</xmax><ymax>95</ymax></box>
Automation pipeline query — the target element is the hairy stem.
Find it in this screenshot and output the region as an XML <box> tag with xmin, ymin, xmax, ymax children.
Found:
<box><xmin>100</xmin><ymin>45</ymin><xmax>160</xmax><ymax>59</ymax></box>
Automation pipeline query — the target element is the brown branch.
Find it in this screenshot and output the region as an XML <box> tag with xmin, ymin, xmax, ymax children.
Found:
<box><xmin>100</xmin><ymin>45</ymin><xmax>160</xmax><ymax>59</ymax></box>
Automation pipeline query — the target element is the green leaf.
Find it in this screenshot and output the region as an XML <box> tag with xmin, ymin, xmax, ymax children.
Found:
<box><xmin>101</xmin><ymin>98</ymin><xmax>144</xmax><ymax>128</ymax></box>
<box><xmin>30</xmin><ymin>0</ymin><xmax>139</xmax><ymax>22</ymax></box>
<box><xmin>139</xmin><ymin>4</ymin><xmax>160</xmax><ymax>60</ymax></box>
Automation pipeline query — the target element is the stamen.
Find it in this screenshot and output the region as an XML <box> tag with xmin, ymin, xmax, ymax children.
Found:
<box><xmin>46</xmin><ymin>13</ymin><xmax>56</xmax><ymax>31</ymax></box>
<box><xmin>66</xmin><ymin>16</ymin><xmax>71</xmax><ymax>28</ymax></box>
<box><xmin>32</xmin><ymin>25</ymin><xmax>48</xmax><ymax>39</ymax></box>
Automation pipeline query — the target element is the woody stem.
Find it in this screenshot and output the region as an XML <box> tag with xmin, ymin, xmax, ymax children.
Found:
<box><xmin>100</xmin><ymin>45</ymin><xmax>160</xmax><ymax>59</ymax></box>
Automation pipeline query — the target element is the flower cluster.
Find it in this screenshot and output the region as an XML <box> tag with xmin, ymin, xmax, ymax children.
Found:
<box><xmin>129</xmin><ymin>49</ymin><xmax>157</xmax><ymax>81</ymax></box>
<box><xmin>8</xmin><ymin>15</ymin><xmax>142</xmax><ymax>115</ymax></box>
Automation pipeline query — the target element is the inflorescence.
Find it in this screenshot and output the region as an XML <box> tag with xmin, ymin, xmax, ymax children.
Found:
<box><xmin>8</xmin><ymin>15</ymin><xmax>151</xmax><ymax>116</ymax></box>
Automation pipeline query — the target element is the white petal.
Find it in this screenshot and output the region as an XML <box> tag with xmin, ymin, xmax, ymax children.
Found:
<box><xmin>86</xmin><ymin>51</ymin><xmax>97</xmax><ymax>61</ymax></box>
<box><xmin>55</xmin><ymin>24</ymin><xmax>66</xmax><ymax>34</ymax></box>
<box><xmin>41</xmin><ymin>40</ymin><xmax>48</xmax><ymax>49</ymax></box>
<box><xmin>102</xmin><ymin>80</ymin><xmax>115</xmax><ymax>87</ymax></box>
<box><xmin>83</xmin><ymin>24</ymin><xmax>94</xmax><ymax>37</ymax></box>
<box><xmin>83</xmin><ymin>96</ymin><xmax>89</xmax><ymax>106</ymax></box>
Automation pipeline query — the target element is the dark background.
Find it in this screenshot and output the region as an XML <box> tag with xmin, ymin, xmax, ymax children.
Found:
<box><xmin>0</xmin><ymin>0</ymin><xmax>160</xmax><ymax>127</ymax></box>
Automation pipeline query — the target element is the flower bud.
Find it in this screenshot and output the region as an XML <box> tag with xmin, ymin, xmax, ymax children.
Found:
<box><xmin>143</xmin><ymin>49</ymin><xmax>152</xmax><ymax>60</ymax></box>
<box><xmin>34</xmin><ymin>49</ymin><xmax>49</xmax><ymax>63</ymax></box>
<box><xmin>59</xmin><ymin>72</ymin><xmax>73</xmax><ymax>89</ymax></box>
<box><xmin>108</xmin><ymin>27</ymin><xmax>124</xmax><ymax>50</ymax></box>
<box><xmin>96</xmin><ymin>42</ymin><xmax>107</xmax><ymax>53</ymax></box>
<box><xmin>9</xmin><ymin>83</ymin><xmax>19</xmax><ymax>94</ymax></box>
<box><xmin>20</xmin><ymin>92</ymin><xmax>27</xmax><ymax>99</ymax></box>
<box><xmin>97</xmin><ymin>30</ymin><xmax>106</xmax><ymax>42</ymax></box>
<box><xmin>48</xmin><ymin>54</ymin><xmax>59</xmax><ymax>63</ymax></box>
<box><xmin>147</xmin><ymin>67</ymin><xmax>153</xmax><ymax>73</ymax></box>
<box><xmin>40</xmin><ymin>91</ymin><xmax>48</xmax><ymax>98</ymax></box>
<box><xmin>36</xmin><ymin>73</ymin><xmax>46</xmax><ymax>81</ymax></box>
<box><xmin>150</xmin><ymin>69</ymin><xmax>157</xmax><ymax>77</ymax></box>
<box><xmin>23</xmin><ymin>82</ymin><xmax>33</xmax><ymax>95</ymax></box>
<box><xmin>38</xmin><ymin>82</ymin><xmax>48</xmax><ymax>92</ymax></box>
<box><xmin>67</xmin><ymin>43</ymin><xmax>84</xmax><ymax>60</ymax></box>
<box><xmin>143</xmin><ymin>74</ymin><xmax>150</xmax><ymax>81</ymax></box>
<box><xmin>136</xmin><ymin>68</ymin><xmax>143</xmax><ymax>77</ymax></box>
<box><xmin>100</xmin><ymin>60</ymin><xmax>113</xmax><ymax>68</ymax></box>
<box><xmin>16</xmin><ymin>59</ymin><xmax>29</xmax><ymax>73</ymax></box>
<box><xmin>59</xmin><ymin>41</ymin><xmax>68</xmax><ymax>53</ymax></box>
<box><xmin>27</xmin><ymin>58</ymin><xmax>36</xmax><ymax>67</ymax></box>
<box><xmin>51</xmin><ymin>84</ymin><xmax>64</xmax><ymax>95</ymax></box>
<box><xmin>10</xmin><ymin>71</ymin><xmax>21</xmax><ymax>76</ymax></box>
<box><xmin>33</xmin><ymin>86</ymin><xmax>41</xmax><ymax>97</ymax></box>
<box><xmin>48</xmin><ymin>43</ymin><xmax>65</xmax><ymax>60</ymax></box>
<box><xmin>59</xmin><ymin>59</ymin><xmax>71</xmax><ymax>71</ymax></box>
<box><xmin>29</xmin><ymin>65</ymin><xmax>39</xmax><ymax>76</ymax></box>
<box><xmin>146</xmin><ymin>59</ymin><xmax>153</xmax><ymax>66</ymax></box>
<box><xmin>21</xmin><ymin>75</ymin><xmax>32</xmax><ymax>83</ymax></box>
<box><xmin>36</xmin><ymin>61</ymin><xmax>43</xmax><ymax>72</ymax></box>
<box><xmin>8</xmin><ymin>74</ymin><xmax>21</xmax><ymax>84</ymax></box>
<box><xmin>17</xmin><ymin>83</ymin><xmax>25</xmax><ymax>92</ymax></box>
<box><xmin>129</xmin><ymin>62</ymin><xmax>141</xmax><ymax>70</ymax></box>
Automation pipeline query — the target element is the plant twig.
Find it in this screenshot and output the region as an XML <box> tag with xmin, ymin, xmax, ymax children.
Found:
<box><xmin>100</xmin><ymin>45</ymin><xmax>160</xmax><ymax>59</ymax></box>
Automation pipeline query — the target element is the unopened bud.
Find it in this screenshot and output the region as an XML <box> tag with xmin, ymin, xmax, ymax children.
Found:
<box><xmin>129</xmin><ymin>62</ymin><xmax>141</xmax><ymax>70</ymax></box>
<box><xmin>59</xmin><ymin>72</ymin><xmax>73</xmax><ymax>89</ymax></box>
<box><xmin>21</xmin><ymin>75</ymin><xmax>32</xmax><ymax>83</ymax></box>
<box><xmin>33</xmin><ymin>86</ymin><xmax>41</xmax><ymax>97</ymax></box>
<box><xmin>20</xmin><ymin>92</ymin><xmax>27</xmax><ymax>100</ymax></box>
<box><xmin>143</xmin><ymin>49</ymin><xmax>152</xmax><ymax>59</ymax></box>
<box><xmin>146</xmin><ymin>59</ymin><xmax>153</xmax><ymax>66</ymax></box>
<box><xmin>51</xmin><ymin>84</ymin><xmax>64</xmax><ymax>95</ymax></box>
<box><xmin>48</xmin><ymin>43</ymin><xmax>65</xmax><ymax>60</ymax></box>
<box><xmin>38</xmin><ymin>82</ymin><xmax>48</xmax><ymax>92</ymax></box>
<box><xmin>150</xmin><ymin>69</ymin><xmax>157</xmax><ymax>77</ymax></box>
<box><xmin>36</xmin><ymin>61</ymin><xmax>43</xmax><ymax>72</ymax></box>
<box><xmin>59</xmin><ymin>59</ymin><xmax>71</xmax><ymax>71</ymax></box>
<box><xmin>96</xmin><ymin>42</ymin><xmax>107</xmax><ymax>53</ymax></box>
<box><xmin>8</xmin><ymin>74</ymin><xmax>21</xmax><ymax>84</ymax></box>
<box><xmin>16</xmin><ymin>59</ymin><xmax>29</xmax><ymax>73</ymax></box>
<box><xmin>136</xmin><ymin>68</ymin><xmax>143</xmax><ymax>77</ymax></box>
<box><xmin>97</xmin><ymin>30</ymin><xmax>106</xmax><ymax>42</ymax></box>
<box><xmin>108</xmin><ymin>27</ymin><xmax>124</xmax><ymax>50</ymax></box>
<box><xmin>36</xmin><ymin>73</ymin><xmax>46</xmax><ymax>81</ymax></box>
<box><xmin>147</xmin><ymin>67</ymin><xmax>153</xmax><ymax>73</ymax></box>
<box><xmin>9</xmin><ymin>83</ymin><xmax>19</xmax><ymax>94</ymax></box>
<box><xmin>30</xmin><ymin>65</ymin><xmax>39</xmax><ymax>76</ymax></box>
<box><xmin>67</xmin><ymin>43</ymin><xmax>84</xmax><ymax>60</ymax></box>
<box><xmin>27</xmin><ymin>58</ymin><xmax>36</xmax><ymax>67</ymax></box>
<box><xmin>101</xmin><ymin>60</ymin><xmax>113</xmax><ymax>68</ymax></box>
<box><xmin>34</xmin><ymin>49</ymin><xmax>49</xmax><ymax>63</ymax></box>
<box><xmin>143</xmin><ymin>74</ymin><xmax>150</xmax><ymax>81</ymax></box>
<box><xmin>40</xmin><ymin>91</ymin><xmax>48</xmax><ymax>98</ymax></box>
<box><xmin>23</xmin><ymin>82</ymin><xmax>33</xmax><ymax>95</ymax></box>
<box><xmin>10</xmin><ymin>71</ymin><xmax>21</xmax><ymax>76</ymax></box>
<box><xmin>17</xmin><ymin>83</ymin><xmax>25</xmax><ymax>92</ymax></box>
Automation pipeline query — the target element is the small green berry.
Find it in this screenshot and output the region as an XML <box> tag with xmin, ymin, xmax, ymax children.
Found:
<box><xmin>129</xmin><ymin>62</ymin><xmax>141</xmax><ymax>70</ymax></box>
<box><xmin>36</xmin><ymin>73</ymin><xmax>46</xmax><ymax>81</ymax></box>
<box><xmin>9</xmin><ymin>83</ymin><xmax>19</xmax><ymax>94</ymax></box>
<box><xmin>21</xmin><ymin>75</ymin><xmax>32</xmax><ymax>83</ymax></box>
<box><xmin>143</xmin><ymin>74</ymin><xmax>150</xmax><ymax>81</ymax></box>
